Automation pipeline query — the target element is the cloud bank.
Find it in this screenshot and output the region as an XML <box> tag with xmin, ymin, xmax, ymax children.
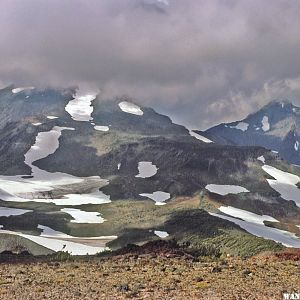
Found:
<box><xmin>1</xmin><ymin>0</ymin><xmax>300</xmax><ymax>128</ymax></box>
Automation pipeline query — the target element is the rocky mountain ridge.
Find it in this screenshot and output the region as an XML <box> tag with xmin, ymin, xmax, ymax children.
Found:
<box><xmin>0</xmin><ymin>86</ymin><xmax>299</xmax><ymax>257</ymax></box>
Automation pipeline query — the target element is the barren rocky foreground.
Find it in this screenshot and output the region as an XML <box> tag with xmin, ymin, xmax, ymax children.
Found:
<box><xmin>0</xmin><ymin>244</ymin><xmax>299</xmax><ymax>300</ymax></box>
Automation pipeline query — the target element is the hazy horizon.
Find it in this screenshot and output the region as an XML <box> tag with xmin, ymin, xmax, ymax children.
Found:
<box><xmin>1</xmin><ymin>0</ymin><xmax>300</xmax><ymax>128</ymax></box>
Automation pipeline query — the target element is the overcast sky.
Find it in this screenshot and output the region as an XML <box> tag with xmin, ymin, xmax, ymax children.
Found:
<box><xmin>1</xmin><ymin>0</ymin><xmax>300</xmax><ymax>129</ymax></box>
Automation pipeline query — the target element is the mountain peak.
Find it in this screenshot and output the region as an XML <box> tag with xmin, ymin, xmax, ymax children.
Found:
<box><xmin>203</xmin><ymin>97</ymin><xmax>300</xmax><ymax>165</ymax></box>
<box><xmin>244</xmin><ymin>99</ymin><xmax>298</xmax><ymax>122</ymax></box>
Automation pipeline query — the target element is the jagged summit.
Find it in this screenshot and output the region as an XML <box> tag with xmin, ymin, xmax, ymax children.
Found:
<box><xmin>202</xmin><ymin>99</ymin><xmax>300</xmax><ymax>165</ymax></box>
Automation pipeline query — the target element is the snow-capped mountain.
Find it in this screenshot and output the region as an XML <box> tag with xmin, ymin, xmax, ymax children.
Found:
<box><xmin>0</xmin><ymin>87</ymin><xmax>300</xmax><ymax>256</ymax></box>
<box><xmin>201</xmin><ymin>100</ymin><xmax>300</xmax><ymax>166</ymax></box>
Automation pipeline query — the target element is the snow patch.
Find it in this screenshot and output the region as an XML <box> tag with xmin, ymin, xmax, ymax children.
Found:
<box><xmin>295</xmin><ymin>141</ymin><xmax>299</xmax><ymax>151</ymax></box>
<box><xmin>261</xmin><ymin>116</ymin><xmax>270</xmax><ymax>132</ymax></box>
<box><xmin>135</xmin><ymin>162</ymin><xmax>158</xmax><ymax>178</ymax></box>
<box><xmin>229</xmin><ymin>122</ymin><xmax>249</xmax><ymax>131</ymax></box>
<box><xmin>117</xmin><ymin>163</ymin><xmax>121</xmax><ymax>170</ymax></box>
<box><xmin>46</xmin><ymin>116</ymin><xmax>58</xmax><ymax>120</ymax></box>
<box><xmin>118</xmin><ymin>101</ymin><xmax>143</xmax><ymax>116</ymax></box>
<box><xmin>154</xmin><ymin>230</ymin><xmax>169</xmax><ymax>238</ymax></box>
<box><xmin>139</xmin><ymin>191</ymin><xmax>170</xmax><ymax>205</ymax></box>
<box><xmin>61</xmin><ymin>208</ymin><xmax>104</xmax><ymax>223</ymax></box>
<box><xmin>257</xmin><ymin>156</ymin><xmax>265</xmax><ymax>164</ymax></box>
<box><xmin>32</xmin><ymin>122</ymin><xmax>42</xmax><ymax>126</ymax></box>
<box><xmin>50</xmin><ymin>191</ymin><xmax>111</xmax><ymax>206</ymax></box>
<box><xmin>94</xmin><ymin>125</ymin><xmax>109</xmax><ymax>132</ymax></box>
<box><xmin>205</xmin><ymin>184</ymin><xmax>249</xmax><ymax>196</ymax></box>
<box><xmin>65</xmin><ymin>92</ymin><xmax>97</xmax><ymax>122</ymax></box>
<box><xmin>12</xmin><ymin>87</ymin><xmax>34</xmax><ymax>94</ymax></box>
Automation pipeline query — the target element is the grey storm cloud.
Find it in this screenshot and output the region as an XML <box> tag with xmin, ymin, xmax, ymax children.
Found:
<box><xmin>1</xmin><ymin>0</ymin><xmax>300</xmax><ymax>128</ymax></box>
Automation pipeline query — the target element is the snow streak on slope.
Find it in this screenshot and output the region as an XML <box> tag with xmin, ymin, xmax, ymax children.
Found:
<box><xmin>210</xmin><ymin>213</ymin><xmax>300</xmax><ymax>248</ymax></box>
<box><xmin>262</xmin><ymin>165</ymin><xmax>300</xmax><ymax>207</ymax></box>
<box><xmin>25</xmin><ymin>127</ymin><xmax>74</xmax><ymax>167</ymax></box>
<box><xmin>188</xmin><ymin>130</ymin><xmax>213</xmax><ymax>143</ymax></box>
<box><xmin>218</xmin><ymin>206</ymin><xmax>279</xmax><ymax>225</ymax></box>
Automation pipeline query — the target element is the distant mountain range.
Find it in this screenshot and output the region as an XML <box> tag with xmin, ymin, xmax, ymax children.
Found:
<box><xmin>200</xmin><ymin>100</ymin><xmax>300</xmax><ymax>166</ymax></box>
